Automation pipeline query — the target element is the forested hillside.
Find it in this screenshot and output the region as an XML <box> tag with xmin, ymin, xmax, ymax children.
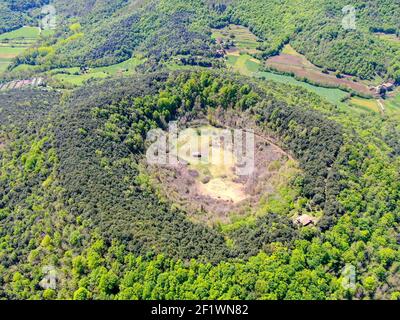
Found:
<box><xmin>230</xmin><ymin>0</ymin><xmax>400</xmax><ymax>81</ymax></box>
<box><xmin>1</xmin><ymin>71</ymin><xmax>400</xmax><ymax>299</ymax></box>
<box><xmin>1</xmin><ymin>0</ymin><xmax>400</xmax><ymax>302</ymax></box>
<box><xmin>13</xmin><ymin>0</ymin><xmax>223</xmax><ymax>70</ymax></box>
<box><xmin>5</xmin><ymin>0</ymin><xmax>399</xmax><ymax>83</ymax></box>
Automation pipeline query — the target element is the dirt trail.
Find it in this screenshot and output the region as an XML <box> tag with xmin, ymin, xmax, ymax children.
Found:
<box><xmin>377</xmin><ymin>99</ymin><xmax>385</xmax><ymax>113</ymax></box>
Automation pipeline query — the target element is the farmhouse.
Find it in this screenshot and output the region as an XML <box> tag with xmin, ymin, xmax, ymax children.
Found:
<box><xmin>80</xmin><ymin>66</ymin><xmax>90</xmax><ymax>74</ymax></box>
<box><xmin>295</xmin><ymin>214</ymin><xmax>317</xmax><ymax>227</ymax></box>
<box><xmin>375</xmin><ymin>81</ymin><xmax>395</xmax><ymax>95</ymax></box>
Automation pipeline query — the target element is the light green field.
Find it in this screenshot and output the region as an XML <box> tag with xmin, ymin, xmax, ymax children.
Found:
<box><xmin>0</xmin><ymin>27</ymin><xmax>41</xmax><ymax>75</ymax></box>
<box><xmin>93</xmin><ymin>57</ymin><xmax>142</xmax><ymax>74</ymax></box>
<box><xmin>50</xmin><ymin>57</ymin><xmax>143</xmax><ymax>86</ymax></box>
<box><xmin>225</xmin><ymin>53</ymin><xmax>348</xmax><ymax>106</ymax></box>
<box><xmin>0</xmin><ymin>62</ymin><xmax>9</xmax><ymax>73</ymax></box>
<box><xmin>349</xmin><ymin>97</ymin><xmax>381</xmax><ymax>114</ymax></box>
<box><xmin>53</xmin><ymin>71</ymin><xmax>109</xmax><ymax>86</ymax></box>
<box><xmin>385</xmin><ymin>91</ymin><xmax>400</xmax><ymax>113</ymax></box>
<box><xmin>281</xmin><ymin>44</ymin><xmax>300</xmax><ymax>55</ymax></box>
<box><xmin>0</xmin><ymin>47</ymin><xmax>26</xmax><ymax>56</ymax></box>
<box><xmin>8</xmin><ymin>63</ymin><xmax>37</xmax><ymax>72</ymax></box>
<box><xmin>212</xmin><ymin>24</ymin><xmax>262</xmax><ymax>54</ymax></box>
<box><xmin>256</xmin><ymin>71</ymin><xmax>349</xmax><ymax>106</ymax></box>
<box><xmin>375</xmin><ymin>33</ymin><xmax>400</xmax><ymax>47</ymax></box>
<box><xmin>0</xmin><ymin>26</ymin><xmax>40</xmax><ymax>41</ymax></box>
<box><xmin>227</xmin><ymin>54</ymin><xmax>260</xmax><ymax>76</ymax></box>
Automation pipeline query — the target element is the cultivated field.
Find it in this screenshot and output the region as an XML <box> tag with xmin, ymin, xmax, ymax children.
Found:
<box><xmin>256</xmin><ymin>71</ymin><xmax>349</xmax><ymax>106</ymax></box>
<box><xmin>349</xmin><ymin>97</ymin><xmax>381</xmax><ymax>114</ymax></box>
<box><xmin>226</xmin><ymin>54</ymin><xmax>260</xmax><ymax>76</ymax></box>
<box><xmin>50</xmin><ymin>56</ymin><xmax>143</xmax><ymax>86</ymax></box>
<box><xmin>212</xmin><ymin>25</ymin><xmax>350</xmax><ymax>105</ymax></box>
<box><xmin>265</xmin><ymin>45</ymin><xmax>372</xmax><ymax>96</ymax></box>
<box><xmin>0</xmin><ymin>27</ymin><xmax>41</xmax><ymax>74</ymax></box>
<box><xmin>374</xmin><ymin>32</ymin><xmax>400</xmax><ymax>47</ymax></box>
<box><xmin>212</xmin><ymin>24</ymin><xmax>263</xmax><ymax>76</ymax></box>
<box><xmin>385</xmin><ymin>91</ymin><xmax>400</xmax><ymax>113</ymax></box>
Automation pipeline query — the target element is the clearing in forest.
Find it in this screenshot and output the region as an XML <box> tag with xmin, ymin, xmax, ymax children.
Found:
<box><xmin>212</xmin><ymin>24</ymin><xmax>262</xmax><ymax>76</ymax></box>
<box><xmin>374</xmin><ymin>33</ymin><xmax>400</xmax><ymax>46</ymax></box>
<box><xmin>175</xmin><ymin>126</ymin><xmax>247</xmax><ymax>202</ymax></box>
<box><xmin>384</xmin><ymin>91</ymin><xmax>400</xmax><ymax>113</ymax></box>
<box><xmin>226</xmin><ymin>54</ymin><xmax>260</xmax><ymax>76</ymax></box>
<box><xmin>212</xmin><ymin>24</ymin><xmax>263</xmax><ymax>56</ymax></box>
<box><xmin>50</xmin><ymin>56</ymin><xmax>144</xmax><ymax>86</ymax></box>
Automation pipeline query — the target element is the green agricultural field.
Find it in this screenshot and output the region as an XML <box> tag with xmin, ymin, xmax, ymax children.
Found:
<box><xmin>385</xmin><ymin>91</ymin><xmax>400</xmax><ymax>113</ymax></box>
<box><xmin>226</xmin><ymin>54</ymin><xmax>260</xmax><ymax>76</ymax></box>
<box><xmin>256</xmin><ymin>71</ymin><xmax>349</xmax><ymax>106</ymax></box>
<box><xmin>375</xmin><ymin>33</ymin><xmax>400</xmax><ymax>47</ymax></box>
<box><xmin>224</xmin><ymin>49</ymin><xmax>349</xmax><ymax>107</ymax></box>
<box><xmin>0</xmin><ymin>26</ymin><xmax>41</xmax><ymax>75</ymax></box>
<box><xmin>93</xmin><ymin>57</ymin><xmax>143</xmax><ymax>74</ymax></box>
<box><xmin>349</xmin><ymin>97</ymin><xmax>381</xmax><ymax>114</ymax></box>
<box><xmin>0</xmin><ymin>46</ymin><xmax>25</xmax><ymax>55</ymax></box>
<box><xmin>53</xmin><ymin>71</ymin><xmax>109</xmax><ymax>86</ymax></box>
<box><xmin>0</xmin><ymin>26</ymin><xmax>40</xmax><ymax>41</ymax></box>
<box><xmin>8</xmin><ymin>63</ymin><xmax>37</xmax><ymax>73</ymax></box>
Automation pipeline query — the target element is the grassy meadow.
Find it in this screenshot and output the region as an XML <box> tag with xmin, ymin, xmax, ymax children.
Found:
<box><xmin>0</xmin><ymin>26</ymin><xmax>41</xmax><ymax>74</ymax></box>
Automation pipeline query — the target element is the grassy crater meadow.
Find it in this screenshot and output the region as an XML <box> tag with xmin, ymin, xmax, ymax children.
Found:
<box><xmin>0</xmin><ymin>0</ymin><xmax>400</xmax><ymax>301</ymax></box>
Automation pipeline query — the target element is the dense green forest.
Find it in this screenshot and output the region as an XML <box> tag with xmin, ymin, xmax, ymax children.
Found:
<box><xmin>1</xmin><ymin>0</ymin><xmax>400</xmax><ymax>302</ymax></box>
<box><xmin>1</xmin><ymin>71</ymin><xmax>400</xmax><ymax>299</ymax></box>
